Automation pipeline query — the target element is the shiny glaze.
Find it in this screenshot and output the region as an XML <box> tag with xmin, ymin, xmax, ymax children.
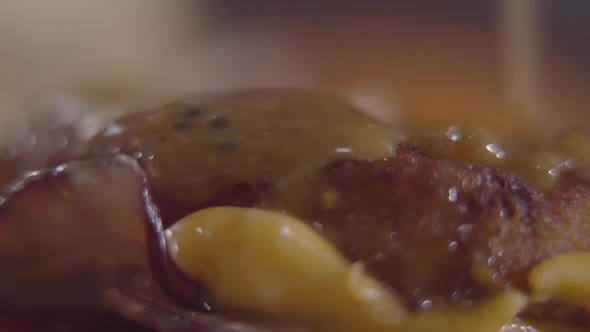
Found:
<box><xmin>90</xmin><ymin>89</ymin><xmax>396</xmax><ymax>214</ymax></box>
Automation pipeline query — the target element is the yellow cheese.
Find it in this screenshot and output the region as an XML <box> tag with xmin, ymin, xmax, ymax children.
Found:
<box><xmin>165</xmin><ymin>207</ymin><xmax>406</xmax><ymax>331</ymax></box>
<box><xmin>529</xmin><ymin>252</ymin><xmax>590</xmax><ymax>312</ymax></box>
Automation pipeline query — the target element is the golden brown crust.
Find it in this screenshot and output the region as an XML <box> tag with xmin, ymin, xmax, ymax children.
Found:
<box><xmin>306</xmin><ymin>145</ymin><xmax>590</xmax><ymax>309</ymax></box>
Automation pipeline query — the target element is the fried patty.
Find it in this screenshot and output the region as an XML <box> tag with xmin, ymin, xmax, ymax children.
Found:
<box><xmin>305</xmin><ymin>145</ymin><xmax>590</xmax><ymax>309</ymax></box>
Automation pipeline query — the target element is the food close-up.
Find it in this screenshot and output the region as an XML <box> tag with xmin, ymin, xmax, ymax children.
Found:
<box><xmin>0</xmin><ymin>1</ymin><xmax>589</xmax><ymax>332</ymax></box>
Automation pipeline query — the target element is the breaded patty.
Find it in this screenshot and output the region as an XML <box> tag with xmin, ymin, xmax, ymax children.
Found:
<box><xmin>306</xmin><ymin>145</ymin><xmax>590</xmax><ymax>309</ymax></box>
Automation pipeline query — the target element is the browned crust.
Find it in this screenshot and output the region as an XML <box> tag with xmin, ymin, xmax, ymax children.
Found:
<box><xmin>306</xmin><ymin>145</ymin><xmax>590</xmax><ymax>309</ymax></box>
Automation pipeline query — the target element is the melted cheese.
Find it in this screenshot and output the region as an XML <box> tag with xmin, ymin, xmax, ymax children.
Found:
<box><xmin>165</xmin><ymin>207</ymin><xmax>533</xmax><ymax>331</ymax></box>
<box><xmin>165</xmin><ymin>207</ymin><xmax>406</xmax><ymax>331</ymax></box>
<box><xmin>404</xmin><ymin>291</ymin><xmax>527</xmax><ymax>332</ymax></box>
<box><xmin>529</xmin><ymin>252</ymin><xmax>590</xmax><ymax>312</ymax></box>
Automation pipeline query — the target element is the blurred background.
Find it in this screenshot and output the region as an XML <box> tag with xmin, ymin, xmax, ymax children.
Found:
<box><xmin>0</xmin><ymin>0</ymin><xmax>588</xmax><ymax>165</ymax></box>
<box><xmin>204</xmin><ymin>0</ymin><xmax>590</xmax><ymax>136</ymax></box>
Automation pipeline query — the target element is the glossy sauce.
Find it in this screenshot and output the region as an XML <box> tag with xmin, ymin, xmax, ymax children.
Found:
<box><xmin>90</xmin><ymin>89</ymin><xmax>590</xmax><ymax>212</ymax></box>
<box><xmin>90</xmin><ymin>89</ymin><xmax>396</xmax><ymax>214</ymax></box>
<box><xmin>400</xmin><ymin>126</ymin><xmax>590</xmax><ymax>191</ymax></box>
